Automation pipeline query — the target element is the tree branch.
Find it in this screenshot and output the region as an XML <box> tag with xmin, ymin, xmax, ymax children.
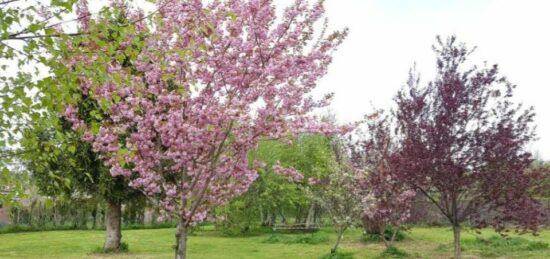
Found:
<box><xmin>0</xmin><ymin>0</ymin><xmax>19</xmax><ymax>6</ymax></box>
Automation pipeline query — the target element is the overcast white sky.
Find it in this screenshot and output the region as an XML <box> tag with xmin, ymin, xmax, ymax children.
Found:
<box><xmin>85</xmin><ymin>0</ymin><xmax>549</xmax><ymax>160</ymax></box>
<box><xmin>303</xmin><ymin>0</ymin><xmax>550</xmax><ymax>160</ymax></box>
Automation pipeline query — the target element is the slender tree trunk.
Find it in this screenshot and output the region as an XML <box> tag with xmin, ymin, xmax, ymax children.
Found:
<box><xmin>79</xmin><ymin>209</ymin><xmax>88</xmax><ymax>229</ymax></box>
<box><xmin>53</xmin><ymin>204</ymin><xmax>58</xmax><ymax>227</ymax></box>
<box><xmin>59</xmin><ymin>208</ymin><xmax>65</xmax><ymax>226</ymax></box>
<box><xmin>259</xmin><ymin>206</ymin><xmax>264</xmax><ymax>224</ymax></box>
<box><xmin>331</xmin><ymin>227</ymin><xmax>345</xmax><ymax>254</ymax></box>
<box><xmin>15</xmin><ymin>208</ymin><xmax>20</xmax><ymax>225</ymax></box>
<box><xmin>363</xmin><ymin>215</ymin><xmax>383</xmax><ymax>235</ymax></box>
<box><xmin>452</xmin><ymin>224</ymin><xmax>461</xmax><ymax>259</ymax></box>
<box><xmin>91</xmin><ymin>204</ymin><xmax>98</xmax><ymax>229</ymax></box>
<box><xmin>175</xmin><ymin>217</ymin><xmax>188</xmax><ymax>259</ymax></box>
<box><xmin>382</xmin><ymin>228</ymin><xmax>398</xmax><ymax>248</ymax></box>
<box><xmin>263</xmin><ymin>213</ymin><xmax>274</xmax><ymax>226</ymax></box>
<box><xmin>103</xmin><ymin>200</ymin><xmax>122</xmax><ymax>251</ymax></box>
<box><xmin>305</xmin><ymin>203</ymin><xmax>315</xmax><ymax>228</ymax></box>
<box><xmin>279</xmin><ymin>210</ymin><xmax>286</xmax><ymax>224</ymax></box>
<box><xmin>314</xmin><ymin>206</ymin><xmax>322</xmax><ymax>224</ymax></box>
<box><xmin>152</xmin><ymin>208</ymin><xmax>158</xmax><ymax>225</ymax></box>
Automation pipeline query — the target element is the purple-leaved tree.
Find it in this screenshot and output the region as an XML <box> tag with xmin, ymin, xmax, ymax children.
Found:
<box><xmin>61</xmin><ymin>1</ymin><xmax>348</xmax><ymax>258</ymax></box>
<box><xmin>390</xmin><ymin>36</ymin><xmax>546</xmax><ymax>258</ymax></box>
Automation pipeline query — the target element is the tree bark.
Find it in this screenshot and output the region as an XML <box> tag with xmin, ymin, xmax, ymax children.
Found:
<box><xmin>91</xmin><ymin>204</ymin><xmax>98</xmax><ymax>229</ymax></box>
<box><xmin>452</xmin><ymin>224</ymin><xmax>461</xmax><ymax>259</ymax></box>
<box><xmin>175</xmin><ymin>217</ymin><xmax>188</xmax><ymax>259</ymax></box>
<box><xmin>362</xmin><ymin>215</ymin><xmax>384</xmax><ymax>235</ymax></box>
<box><xmin>382</xmin><ymin>228</ymin><xmax>398</xmax><ymax>248</ymax></box>
<box><xmin>259</xmin><ymin>206</ymin><xmax>264</xmax><ymax>224</ymax></box>
<box><xmin>331</xmin><ymin>228</ymin><xmax>345</xmax><ymax>254</ymax></box>
<box><xmin>262</xmin><ymin>213</ymin><xmax>274</xmax><ymax>227</ymax></box>
<box><xmin>279</xmin><ymin>210</ymin><xmax>287</xmax><ymax>224</ymax></box>
<box><xmin>305</xmin><ymin>203</ymin><xmax>315</xmax><ymax>228</ymax></box>
<box><xmin>53</xmin><ymin>204</ymin><xmax>58</xmax><ymax>227</ymax></box>
<box><xmin>103</xmin><ymin>200</ymin><xmax>122</xmax><ymax>251</ymax></box>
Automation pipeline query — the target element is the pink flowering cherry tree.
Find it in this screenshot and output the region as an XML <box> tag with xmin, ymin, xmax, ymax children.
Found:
<box><xmin>62</xmin><ymin>0</ymin><xmax>348</xmax><ymax>258</ymax></box>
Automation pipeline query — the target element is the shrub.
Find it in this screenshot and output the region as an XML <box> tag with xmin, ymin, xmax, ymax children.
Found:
<box><xmin>379</xmin><ymin>246</ymin><xmax>410</xmax><ymax>258</ymax></box>
<box><xmin>361</xmin><ymin>227</ymin><xmax>406</xmax><ymax>242</ymax></box>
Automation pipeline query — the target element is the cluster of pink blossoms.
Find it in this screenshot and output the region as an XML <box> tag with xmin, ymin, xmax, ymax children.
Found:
<box><xmin>272</xmin><ymin>162</ymin><xmax>304</xmax><ymax>182</ymax></box>
<box><xmin>353</xmin><ymin>165</ymin><xmax>416</xmax><ymax>228</ymax></box>
<box><xmin>63</xmin><ymin>0</ymin><xmax>349</xmax><ymax>225</ymax></box>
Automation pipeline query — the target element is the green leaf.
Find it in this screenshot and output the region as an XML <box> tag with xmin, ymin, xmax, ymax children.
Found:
<box><xmin>227</xmin><ymin>11</ymin><xmax>237</xmax><ymax>21</ymax></box>
<box><xmin>28</xmin><ymin>23</ymin><xmax>41</xmax><ymax>33</ymax></box>
<box><xmin>90</xmin><ymin>122</ymin><xmax>100</xmax><ymax>134</ymax></box>
<box><xmin>63</xmin><ymin>178</ymin><xmax>72</xmax><ymax>189</ymax></box>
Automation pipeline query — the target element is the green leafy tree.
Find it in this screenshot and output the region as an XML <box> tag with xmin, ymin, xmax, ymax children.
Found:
<box><xmin>0</xmin><ymin>1</ymin><xmax>152</xmax><ymax>250</ymax></box>
<box><xmin>310</xmin><ymin>140</ymin><xmax>362</xmax><ymax>255</ymax></box>
<box><xmin>21</xmin><ymin>110</ymin><xmax>145</xmax><ymax>251</ymax></box>
<box><xmin>216</xmin><ymin>134</ymin><xmax>335</xmax><ymax>233</ymax></box>
<box><xmin>17</xmin><ymin>3</ymin><xmax>153</xmax><ymax>249</ymax></box>
<box><xmin>0</xmin><ymin>0</ymin><xmax>80</xmax><ymax>207</ymax></box>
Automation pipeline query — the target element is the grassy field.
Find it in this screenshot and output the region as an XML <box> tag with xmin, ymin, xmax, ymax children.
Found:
<box><xmin>0</xmin><ymin>226</ymin><xmax>549</xmax><ymax>258</ymax></box>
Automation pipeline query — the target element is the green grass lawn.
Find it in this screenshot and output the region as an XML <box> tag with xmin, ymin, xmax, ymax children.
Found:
<box><xmin>0</xmin><ymin>226</ymin><xmax>549</xmax><ymax>258</ymax></box>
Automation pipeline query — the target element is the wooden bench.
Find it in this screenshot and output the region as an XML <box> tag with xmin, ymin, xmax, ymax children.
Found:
<box><xmin>272</xmin><ymin>223</ymin><xmax>320</xmax><ymax>233</ymax></box>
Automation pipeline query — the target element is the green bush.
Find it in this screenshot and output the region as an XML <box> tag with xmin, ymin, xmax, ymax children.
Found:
<box><xmin>361</xmin><ymin>227</ymin><xmax>406</xmax><ymax>242</ymax></box>
<box><xmin>0</xmin><ymin>222</ymin><xmax>177</xmax><ymax>234</ymax></box>
<box><xmin>122</xmin><ymin>222</ymin><xmax>176</xmax><ymax>230</ymax></box>
<box><xmin>379</xmin><ymin>246</ymin><xmax>410</xmax><ymax>258</ymax></box>
<box><xmin>0</xmin><ymin>224</ymin><xmax>90</xmax><ymax>234</ymax></box>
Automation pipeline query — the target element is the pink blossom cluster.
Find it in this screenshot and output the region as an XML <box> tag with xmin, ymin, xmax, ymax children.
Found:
<box><xmin>353</xmin><ymin>152</ymin><xmax>416</xmax><ymax>227</ymax></box>
<box><xmin>63</xmin><ymin>0</ymin><xmax>347</xmax><ymax>225</ymax></box>
<box><xmin>272</xmin><ymin>162</ymin><xmax>304</xmax><ymax>182</ymax></box>
<box><xmin>307</xmin><ymin>177</ymin><xmax>320</xmax><ymax>186</ymax></box>
<box><xmin>76</xmin><ymin>0</ymin><xmax>91</xmax><ymax>31</ymax></box>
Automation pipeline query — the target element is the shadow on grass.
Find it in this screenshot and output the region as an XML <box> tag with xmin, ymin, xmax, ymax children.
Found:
<box><xmin>90</xmin><ymin>242</ymin><xmax>129</xmax><ymax>254</ymax></box>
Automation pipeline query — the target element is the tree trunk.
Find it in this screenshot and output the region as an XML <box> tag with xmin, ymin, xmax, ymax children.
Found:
<box><xmin>152</xmin><ymin>208</ymin><xmax>158</xmax><ymax>225</ymax></box>
<box><xmin>79</xmin><ymin>209</ymin><xmax>88</xmax><ymax>229</ymax></box>
<box><xmin>259</xmin><ymin>206</ymin><xmax>264</xmax><ymax>224</ymax></box>
<box><xmin>382</xmin><ymin>227</ymin><xmax>398</xmax><ymax>248</ymax></box>
<box><xmin>452</xmin><ymin>224</ymin><xmax>461</xmax><ymax>259</ymax></box>
<box><xmin>53</xmin><ymin>204</ymin><xmax>58</xmax><ymax>227</ymax></box>
<box><xmin>305</xmin><ymin>204</ymin><xmax>315</xmax><ymax>228</ymax></box>
<box><xmin>91</xmin><ymin>205</ymin><xmax>98</xmax><ymax>229</ymax></box>
<box><xmin>175</xmin><ymin>217</ymin><xmax>188</xmax><ymax>259</ymax></box>
<box><xmin>15</xmin><ymin>208</ymin><xmax>20</xmax><ymax>225</ymax></box>
<box><xmin>263</xmin><ymin>213</ymin><xmax>274</xmax><ymax>227</ymax></box>
<box><xmin>331</xmin><ymin>227</ymin><xmax>345</xmax><ymax>254</ymax></box>
<box><xmin>362</xmin><ymin>215</ymin><xmax>384</xmax><ymax>235</ymax></box>
<box><xmin>103</xmin><ymin>200</ymin><xmax>122</xmax><ymax>251</ymax></box>
<box><xmin>59</xmin><ymin>208</ymin><xmax>65</xmax><ymax>226</ymax></box>
<box><xmin>279</xmin><ymin>210</ymin><xmax>286</xmax><ymax>224</ymax></box>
